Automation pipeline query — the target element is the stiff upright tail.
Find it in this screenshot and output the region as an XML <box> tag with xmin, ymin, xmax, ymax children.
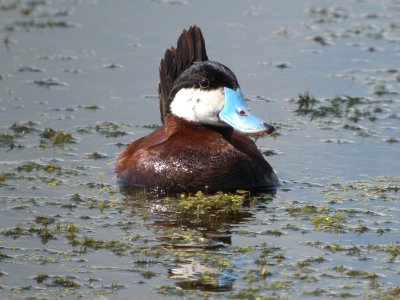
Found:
<box><xmin>158</xmin><ymin>26</ymin><xmax>208</xmax><ymax>124</ymax></box>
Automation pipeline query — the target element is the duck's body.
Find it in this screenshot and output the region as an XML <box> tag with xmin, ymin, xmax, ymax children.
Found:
<box><xmin>116</xmin><ymin>114</ymin><xmax>277</xmax><ymax>193</ymax></box>
<box><xmin>116</xmin><ymin>26</ymin><xmax>278</xmax><ymax>193</ymax></box>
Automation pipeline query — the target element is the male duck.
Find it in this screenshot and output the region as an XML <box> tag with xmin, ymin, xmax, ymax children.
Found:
<box><xmin>116</xmin><ymin>26</ymin><xmax>278</xmax><ymax>193</ymax></box>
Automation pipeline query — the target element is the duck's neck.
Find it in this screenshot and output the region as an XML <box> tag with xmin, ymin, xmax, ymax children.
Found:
<box><xmin>165</xmin><ymin>114</ymin><xmax>234</xmax><ymax>142</ymax></box>
<box><xmin>203</xmin><ymin>123</ymin><xmax>234</xmax><ymax>142</ymax></box>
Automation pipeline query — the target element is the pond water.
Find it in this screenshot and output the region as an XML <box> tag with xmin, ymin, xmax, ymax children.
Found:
<box><xmin>1</xmin><ymin>0</ymin><xmax>399</xmax><ymax>299</ymax></box>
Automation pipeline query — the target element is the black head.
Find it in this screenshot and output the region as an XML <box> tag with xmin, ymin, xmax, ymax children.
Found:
<box><xmin>167</xmin><ymin>61</ymin><xmax>239</xmax><ymax>112</ymax></box>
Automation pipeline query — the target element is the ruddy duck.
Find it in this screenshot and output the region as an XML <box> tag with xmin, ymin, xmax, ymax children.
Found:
<box><xmin>116</xmin><ymin>26</ymin><xmax>278</xmax><ymax>193</ymax></box>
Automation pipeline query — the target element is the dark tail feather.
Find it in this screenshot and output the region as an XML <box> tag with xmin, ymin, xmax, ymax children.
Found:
<box><xmin>158</xmin><ymin>26</ymin><xmax>208</xmax><ymax>124</ymax></box>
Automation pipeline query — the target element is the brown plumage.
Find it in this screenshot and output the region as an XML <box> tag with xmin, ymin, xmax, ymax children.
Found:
<box><xmin>116</xmin><ymin>26</ymin><xmax>278</xmax><ymax>193</ymax></box>
<box><xmin>116</xmin><ymin>115</ymin><xmax>277</xmax><ymax>193</ymax></box>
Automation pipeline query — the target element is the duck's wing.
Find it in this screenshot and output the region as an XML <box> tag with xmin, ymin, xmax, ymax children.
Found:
<box><xmin>158</xmin><ymin>25</ymin><xmax>208</xmax><ymax>124</ymax></box>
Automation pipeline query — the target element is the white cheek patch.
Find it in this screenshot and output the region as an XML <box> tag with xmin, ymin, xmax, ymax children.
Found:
<box><xmin>170</xmin><ymin>87</ymin><xmax>226</xmax><ymax>126</ymax></box>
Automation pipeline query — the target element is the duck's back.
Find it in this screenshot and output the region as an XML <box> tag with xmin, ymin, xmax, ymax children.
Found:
<box><xmin>116</xmin><ymin>115</ymin><xmax>277</xmax><ymax>193</ymax></box>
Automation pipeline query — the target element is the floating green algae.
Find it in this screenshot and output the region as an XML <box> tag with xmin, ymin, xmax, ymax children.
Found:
<box><xmin>17</xmin><ymin>162</ymin><xmax>62</xmax><ymax>173</ymax></box>
<box><xmin>41</xmin><ymin>128</ymin><xmax>74</xmax><ymax>145</ymax></box>
<box><xmin>51</xmin><ymin>276</ymin><xmax>80</xmax><ymax>288</ymax></box>
<box><xmin>0</xmin><ymin>132</ymin><xmax>24</xmax><ymax>150</ymax></box>
<box><xmin>162</xmin><ymin>191</ymin><xmax>273</xmax><ymax>230</ymax></box>
<box><xmin>87</xmin><ymin>151</ymin><xmax>108</xmax><ymax>159</ymax></box>
<box><xmin>35</xmin><ymin>273</ymin><xmax>49</xmax><ymax>284</ymax></box>
<box><xmin>295</xmin><ymin>91</ymin><xmax>382</xmax><ymax>122</ymax></box>
<box><xmin>165</xmin><ymin>190</ymin><xmax>271</xmax><ymax>214</ymax></box>
<box><xmin>94</xmin><ymin>122</ymin><xmax>128</xmax><ymax>137</ymax></box>
<box><xmin>35</xmin><ymin>216</ymin><xmax>56</xmax><ymax>226</ymax></box>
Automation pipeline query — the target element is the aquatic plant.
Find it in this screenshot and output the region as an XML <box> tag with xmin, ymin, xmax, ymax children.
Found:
<box><xmin>296</xmin><ymin>92</ymin><xmax>365</xmax><ymax>120</ymax></box>
<box><xmin>35</xmin><ymin>273</ymin><xmax>49</xmax><ymax>284</ymax></box>
<box><xmin>33</xmin><ymin>78</ymin><xmax>67</xmax><ymax>88</ymax></box>
<box><xmin>35</xmin><ymin>216</ymin><xmax>56</xmax><ymax>226</ymax></box>
<box><xmin>87</xmin><ymin>151</ymin><xmax>108</xmax><ymax>159</ymax></box>
<box><xmin>41</xmin><ymin>128</ymin><xmax>74</xmax><ymax>146</ymax></box>
<box><xmin>94</xmin><ymin>122</ymin><xmax>128</xmax><ymax>137</ymax></box>
<box><xmin>308</xmin><ymin>5</ymin><xmax>348</xmax><ymax>23</ymax></box>
<box><xmin>165</xmin><ymin>191</ymin><xmax>272</xmax><ymax>220</ymax></box>
<box><xmin>51</xmin><ymin>277</ymin><xmax>80</xmax><ymax>288</ymax></box>
<box><xmin>0</xmin><ymin>132</ymin><xmax>23</xmax><ymax>150</ymax></box>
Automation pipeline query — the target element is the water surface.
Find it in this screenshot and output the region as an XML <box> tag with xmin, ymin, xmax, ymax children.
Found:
<box><xmin>0</xmin><ymin>0</ymin><xmax>399</xmax><ymax>299</ymax></box>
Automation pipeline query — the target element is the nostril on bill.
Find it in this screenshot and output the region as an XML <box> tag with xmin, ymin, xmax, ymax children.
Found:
<box><xmin>239</xmin><ymin>109</ymin><xmax>248</xmax><ymax>116</ymax></box>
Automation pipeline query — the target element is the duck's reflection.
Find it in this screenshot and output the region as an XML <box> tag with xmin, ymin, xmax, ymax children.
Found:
<box><xmin>121</xmin><ymin>186</ymin><xmax>275</xmax><ymax>292</ymax></box>
<box><xmin>171</xmin><ymin>259</ymin><xmax>235</xmax><ymax>292</ymax></box>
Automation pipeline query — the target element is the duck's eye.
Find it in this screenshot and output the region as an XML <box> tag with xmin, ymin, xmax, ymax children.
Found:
<box><xmin>199</xmin><ymin>78</ymin><xmax>210</xmax><ymax>89</ymax></box>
